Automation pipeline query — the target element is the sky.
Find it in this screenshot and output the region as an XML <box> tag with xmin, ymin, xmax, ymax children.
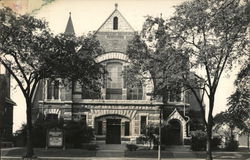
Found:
<box><xmin>1</xmin><ymin>0</ymin><xmax>240</xmax><ymax>132</ymax></box>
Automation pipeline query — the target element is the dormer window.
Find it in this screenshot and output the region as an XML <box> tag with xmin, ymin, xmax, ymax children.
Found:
<box><xmin>113</xmin><ymin>17</ymin><xmax>118</xmax><ymax>30</ymax></box>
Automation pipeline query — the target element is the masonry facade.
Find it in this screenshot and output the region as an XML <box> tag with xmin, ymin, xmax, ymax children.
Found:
<box><xmin>33</xmin><ymin>5</ymin><xmax>202</xmax><ymax>145</ymax></box>
<box><xmin>0</xmin><ymin>64</ymin><xmax>16</xmax><ymax>146</ymax></box>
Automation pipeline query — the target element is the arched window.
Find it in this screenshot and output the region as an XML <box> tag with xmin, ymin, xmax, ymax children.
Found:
<box><xmin>113</xmin><ymin>17</ymin><xmax>118</xmax><ymax>30</ymax></box>
<box><xmin>106</xmin><ymin>62</ymin><xmax>123</xmax><ymax>99</ymax></box>
<box><xmin>47</xmin><ymin>80</ymin><xmax>60</xmax><ymax>100</ymax></box>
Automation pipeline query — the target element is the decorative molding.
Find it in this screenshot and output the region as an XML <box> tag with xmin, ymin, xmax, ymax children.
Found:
<box><xmin>165</xmin><ymin>108</ymin><xmax>187</xmax><ymax>139</ymax></box>
<box><xmin>95</xmin><ymin>52</ymin><xmax>128</xmax><ymax>63</ymax></box>
<box><xmin>44</xmin><ymin>108</ymin><xmax>61</xmax><ymax>118</ymax></box>
<box><xmin>90</xmin><ymin>108</ymin><xmax>137</xmax><ymax>119</ymax></box>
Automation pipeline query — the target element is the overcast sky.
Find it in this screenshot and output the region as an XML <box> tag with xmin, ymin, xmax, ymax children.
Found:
<box><xmin>7</xmin><ymin>0</ymin><xmax>240</xmax><ymax>132</ymax></box>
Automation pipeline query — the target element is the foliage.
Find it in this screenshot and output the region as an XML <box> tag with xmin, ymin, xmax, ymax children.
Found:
<box><xmin>13</xmin><ymin>120</ymin><xmax>94</xmax><ymax>148</ymax></box>
<box><xmin>126</xmin><ymin>0</ymin><xmax>249</xmax><ymax>159</ymax></box>
<box><xmin>126</xmin><ymin>144</ymin><xmax>138</xmax><ymax>151</ymax></box>
<box><xmin>225</xmin><ymin>140</ymin><xmax>239</xmax><ymax>151</ymax></box>
<box><xmin>214</xmin><ymin>63</ymin><xmax>250</xmax><ymax>143</ymax></box>
<box><xmin>190</xmin><ymin>130</ymin><xmax>222</xmax><ymax>151</ymax></box>
<box><xmin>190</xmin><ymin>130</ymin><xmax>207</xmax><ymax>151</ymax></box>
<box><xmin>227</xmin><ymin>63</ymin><xmax>250</xmax><ymax>133</ymax></box>
<box><xmin>13</xmin><ymin>120</ymin><xmax>62</xmax><ymax>147</ymax></box>
<box><xmin>0</xmin><ymin>7</ymin><xmax>103</xmax><ymax>157</ymax></box>
<box><xmin>211</xmin><ymin>137</ymin><xmax>222</xmax><ymax>150</ymax></box>
<box><xmin>64</xmin><ymin>120</ymin><xmax>94</xmax><ymax>148</ymax></box>
<box><xmin>126</xmin><ymin>18</ymin><xmax>189</xmax><ymax>103</ymax></box>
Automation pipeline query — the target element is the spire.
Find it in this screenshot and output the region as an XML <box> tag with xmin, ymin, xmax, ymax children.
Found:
<box><xmin>64</xmin><ymin>12</ymin><xmax>75</xmax><ymax>35</ymax></box>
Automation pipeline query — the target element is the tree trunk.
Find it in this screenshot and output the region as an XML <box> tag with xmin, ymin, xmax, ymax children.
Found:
<box><xmin>25</xmin><ymin>98</ymin><xmax>34</xmax><ymax>158</ymax></box>
<box><xmin>206</xmin><ymin>121</ymin><xmax>213</xmax><ymax>160</ymax></box>
<box><xmin>206</xmin><ymin>94</ymin><xmax>215</xmax><ymax>160</ymax></box>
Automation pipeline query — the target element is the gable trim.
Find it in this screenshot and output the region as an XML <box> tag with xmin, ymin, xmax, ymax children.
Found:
<box><xmin>95</xmin><ymin>9</ymin><xmax>135</xmax><ymax>34</ymax></box>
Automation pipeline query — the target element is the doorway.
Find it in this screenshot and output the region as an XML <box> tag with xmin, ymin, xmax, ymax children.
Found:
<box><xmin>162</xmin><ymin>119</ymin><xmax>182</xmax><ymax>145</ymax></box>
<box><xmin>106</xmin><ymin>119</ymin><xmax>121</xmax><ymax>144</ymax></box>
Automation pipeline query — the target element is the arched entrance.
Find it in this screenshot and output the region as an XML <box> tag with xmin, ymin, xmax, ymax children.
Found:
<box><xmin>94</xmin><ymin>114</ymin><xmax>130</xmax><ymax>144</ymax></box>
<box><xmin>162</xmin><ymin>119</ymin><xmax>182</xmax><ymax>145</ymax></box>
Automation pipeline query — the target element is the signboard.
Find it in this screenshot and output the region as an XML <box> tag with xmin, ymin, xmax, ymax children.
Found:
<box><xmin>48</xmin><ymin>128</ymin><xmax>63</xmax><ymax>147</ymax></box>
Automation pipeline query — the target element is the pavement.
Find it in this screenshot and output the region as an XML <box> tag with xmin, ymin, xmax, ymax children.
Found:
<box><xmin>1</xmin><ymin>144</ymin><xmax>249</xmax><ymax>160</ymax></box>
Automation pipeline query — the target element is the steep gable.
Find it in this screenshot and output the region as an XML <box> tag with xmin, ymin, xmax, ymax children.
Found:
<box><xmin>95</xmin><ymin>4</ymin><xmax>135</xmax><ymax>53</ymax></box>
<box><xmin>96</xmin><ymin>4</ymin><xmax>134</xmax><ymax>33</ymax></box>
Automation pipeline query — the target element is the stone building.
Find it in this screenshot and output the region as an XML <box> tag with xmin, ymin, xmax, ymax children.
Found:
<box><xmin>32</xmin><ymin>4</ymin><xmax>202</xmax><ymax>145</ymax></box>
<box><xmin>0</xmin><ymin>64</ymin><xmax>16</xmax><ymax>147</ymax></box>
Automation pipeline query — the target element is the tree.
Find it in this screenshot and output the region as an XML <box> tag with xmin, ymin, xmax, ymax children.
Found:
<box><xmin>0</xmin><ymin>7</ymin><xmax>103</xmax><ymax>158</ymax></box>
<box><xmin>227</xmin><ymin>63</ymin><xmax>249</xmax><ymax>148</ymax></box>
<box><xmin>169</xmin><ymin>0</ymin><xmax>249</xmax><ymax>159</ymax></box>
<box><xmin>127</xmin><ymin>0</ymin><xmax>249</xmax><ymax>159</ymax></box>
<box><xmin>126</xmin><ymin>16</ymin><xmax>189</xmax><ymax>103</ymax></box>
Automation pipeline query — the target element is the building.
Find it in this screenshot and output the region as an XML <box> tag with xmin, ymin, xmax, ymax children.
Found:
<box><xmin>32</xmin><ymin>4</ymin><xmax>202</xmax><ymax>145</ymax></box>
<box><xmin>0</xmin><ymin>64</ymin><xmax>16</xmax><ymax>147</ymax></box>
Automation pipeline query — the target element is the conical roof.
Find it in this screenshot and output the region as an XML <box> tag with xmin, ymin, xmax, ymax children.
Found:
<box><xmin>65</xmin><ymin>12</ymin><xmax>75</xmax><ymax>35</ymax></box>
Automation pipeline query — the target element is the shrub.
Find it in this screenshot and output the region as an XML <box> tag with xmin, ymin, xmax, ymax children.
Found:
<box><xmin>13</xmin><ymin>119</ymin><xmax>94</xmax><ymax>148</ymax></box>
<box><xmin>64</xmin><ymin>120</ymin><xmax>94</xmax><ymax>148</ymax></box>
<box><xmin>190</xmin><ymin>130</ymin><xmax>206</xmax><ymax>151</ymax></box>
<box><xmin>136</xmin><ymin>135</ymin><xmax>147</xmax><ymax>144</ymax></box>
<box><xmin>225</xmin><ymin>140</ymin><xmax>239</xmax><ymax>151</ymax></box>
<box><xmin>184</xmin><ymin>138</ymin><xmax>191</xmax><ymax>145</ymax></box>
<box><xmin>211</xmin><ymin>137</ymin><xmax>222</xmax><ymax>150</ymax></box>
<box><xmin>126</xmin><ymin>144</ymin><xmax>138</xmax><ymax>151</ymax></box>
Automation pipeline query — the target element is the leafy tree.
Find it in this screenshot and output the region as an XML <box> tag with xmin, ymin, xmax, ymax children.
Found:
<box><xmin>169</xmin><ymin>0</ymin><xmax>248</xmax><ymax>159</ymax></box>
<box><xmin>215</xmin><ymin>63</ymin><xmax>250</xmax><ymax>148</ymax></box>
<box><xmin>127</xmin><ymin>0</ymin><xmax>249</xmax><ymax>159</ymax></box>
<box><xmin>228</xmin><ymin>63</ymin><xmax>250</xmax><ymax>123</ymax></box>
<box><xmin>126</xmin><ymin>16</ymin><xmax>190</xmax><ymax>104</ymax></box>
<box><xmin>0</xmin><ymin>7</ymin><xmax>103</xmax><ymax>157</ymax></box>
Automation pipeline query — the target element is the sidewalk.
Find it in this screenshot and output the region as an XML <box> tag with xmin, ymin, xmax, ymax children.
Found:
<box><xmin>1</xmin><ymin>157</ymin><xmax>250</xmax><ymax>160</ymax></box>
<box><xmin>1</xmin><ymin>146</ymin><xmax>249</xmax><ymax>160</ymax></box>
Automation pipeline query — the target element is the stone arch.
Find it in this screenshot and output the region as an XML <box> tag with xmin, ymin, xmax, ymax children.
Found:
<box><xmin>44</xmin><ymin>108</ymin><xmax>61</xmax><ymax>119</ymax></box>
<box><xmin>95</xmin><ymin>114</ymin><xmax>130</xmax><ymax>121</ymax></box>
<box><xmin>95</xmin><ymin>52</ymin><xmax>128</xmax><ymax>63</ymax></box>
<box><xmin>90</xmin><ymin>108</ymin><xmax>137</xmax><ymax>120</ymax></box>
<box><xmin>163</xmin><ymin>108</ymin><xmax>187</xmax><ymax>145</ymax></box>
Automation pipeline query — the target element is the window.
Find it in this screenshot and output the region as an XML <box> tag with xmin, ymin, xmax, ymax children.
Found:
<box><xmin>46</xmin><ymin>113</ymin><xmax>58</xmax><ymax>120</ymax></box>
<box><xmin>47</xmin><ymin>80</ymin><xmax>60</xmax><ymax>100</ymax></box>
<box><xmin>80</xmin><ymin>115</ymin><xmax>86</xmax><ymax>124</ymax></box>
<box><xmin>127</xmin><ymin>86</ymin><xmax>143</xmax><ymax>100</ymax></box>
<box><xmin>54</xmin><ymin>80</ymin><xmax>59</xmax><ymax>99</ymax></box>
<box><xmin>97</xmin><ymin>121</ymin><xmax>103</xmax><ymax>135</ymax></box>
<box><xmin>106</xmin><ymin>62</ymin><xmax>123</xmax><ymax>99</ymax></box>
<box><xmin>113</xmin><ymin>17</ymin><xmax>118</xmax><ymax>30</ymax></box>
<box><xmin>140</xmin><ymin>116</ymin><xmax>147</xmax><ymax>134</ymax></box>
<box><xmin>125</xmin><ymin>122</ymin><xmax>130</xmax><ymax>136</ymax></box>
<box><xmin>47</xmin><ymin>80</ymin><xmax>52</xmax><ymax>99</ymax></box>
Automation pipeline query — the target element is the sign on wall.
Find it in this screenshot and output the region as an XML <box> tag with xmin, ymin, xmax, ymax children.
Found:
<box><xmin>47</xmin><ymin>128</ymin><xmax>63</xmax><ymax>147</ymax></box>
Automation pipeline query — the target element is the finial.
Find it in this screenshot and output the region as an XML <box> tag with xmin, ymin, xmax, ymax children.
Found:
<box><xmin>115</xmin><ymin>3</ymin><xmax>118</xmax><ymax>10</ymax></box>
<box><xmin>69</xmin><ymin>12</ymin><xmax>71</xmax><ymax>16</ymax></box>
<box><xmin>160</xmin><ymin>13</ymin><xmax>162</xmax><ymax>18</ymax></box>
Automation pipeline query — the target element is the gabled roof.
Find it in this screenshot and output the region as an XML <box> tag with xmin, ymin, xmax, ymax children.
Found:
<box><xmin>95</xmin><ymin>4</ymin><xmax>135</xmax><ymax>33</ymax></box>
<box><xmin>65</xmin><ymin>12</ymin><xmax>75</xmax><ymax>35</ymax></box>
